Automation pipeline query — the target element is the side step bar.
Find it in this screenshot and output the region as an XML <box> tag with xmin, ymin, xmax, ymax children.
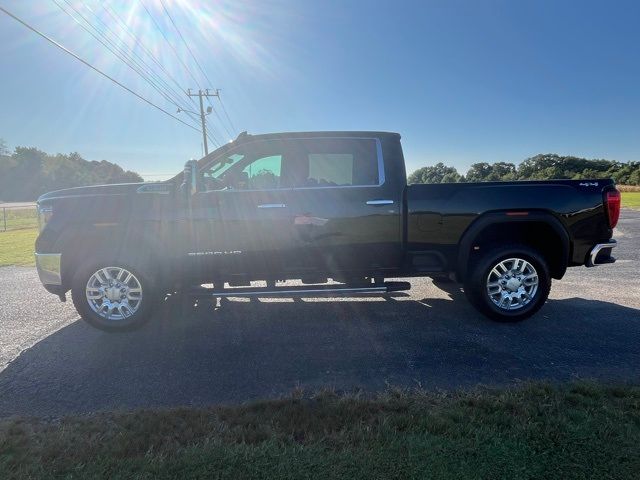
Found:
<box><xmin>189</xmin><ymin>281</ymin><xmax>411</xmax><ymax>298</ymax></box>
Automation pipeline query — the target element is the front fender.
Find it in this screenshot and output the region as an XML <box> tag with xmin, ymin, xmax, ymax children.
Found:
<box><xmin>54</xmin><ymin>221</ymin><xmax>169</xmax><ymax>289</ymax></box>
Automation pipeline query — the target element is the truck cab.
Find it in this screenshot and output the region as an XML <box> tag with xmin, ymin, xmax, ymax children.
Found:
<box><xmin>182</xmin><ymin>132</ymin><xmax>405</xmax><ymax>281</ymax></box>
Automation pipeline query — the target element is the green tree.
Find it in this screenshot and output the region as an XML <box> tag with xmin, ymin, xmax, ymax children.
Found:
<box><xmin>408</xmin><ymin>163</ymin><xmax>464</xmax><ymax>184</ymax></box>
<box><xmin>408</xmin><ymin>155</ymin><xmax>640</xmax><ymax>187</ymax></box>
<box><xmin>492</xmin><ymin>162</ymin><xmax>517</xmax><ymax>180</ymax></box>
<box><xmin>466</xmin><ymin>162</ymin><xmax>516</xmax><ymax>182</ymax></box>
<box><xmin>0</xmin><ymin>138</ymin><xmax>8</xmax><ymax>156</ymax></box>
<box><xmin>0</xmin><ymin>147</ymin><xmax>143</xmax><ymax>201</ymax></box>
<box><xmin>465</xmin><ymin>162</ymin><xmax>493</xmax><ymax>182</ymax></box>
<box><xmin>516</xmin><ymin>154</ymin><xmax>613</xmax><ymax>180</ymax></box>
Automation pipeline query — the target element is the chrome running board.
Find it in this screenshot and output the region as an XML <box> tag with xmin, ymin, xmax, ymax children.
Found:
<box><xmin>189</xmin><ymin>281</ymin><xmax>411</xmax><ymax>298</ymax></box>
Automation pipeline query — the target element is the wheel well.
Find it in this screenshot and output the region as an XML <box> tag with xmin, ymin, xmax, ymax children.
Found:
<box><xmin>60</xmin><ymin>227</ymin><xmax>162</xmax><ymax>289</ymax></box>
<box><xmin>464</xmin><ymin>221</ymin><xmax>567</xmax><ymax>280</ymax></box>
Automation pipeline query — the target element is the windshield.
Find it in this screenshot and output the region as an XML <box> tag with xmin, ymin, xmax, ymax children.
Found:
<box><xmin>202</xmin><ymin>153</ymin><xmax>245</xmax><ymax>179</ymax></box>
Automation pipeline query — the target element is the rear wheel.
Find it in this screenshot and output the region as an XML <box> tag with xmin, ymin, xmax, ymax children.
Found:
<box><xmin>464</xmin><ymin>244</ymin><xmax>551</xmax><ymax>322</ymax></box>
<box><xmin>72</xmin><ymin>261</ymin><xmax>156</xmax><ymax>332</ymax></box>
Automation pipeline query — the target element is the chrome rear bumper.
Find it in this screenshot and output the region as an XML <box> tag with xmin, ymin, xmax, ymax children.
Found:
<box><xmin>35</xmin><ymin>253</ymin><xmax>62</xmax><ymax>285</ymax></box>
<box><xmin>586</xmin><ymin>241</ymin><xmax>616</xmax><ymax>267</ymax></box>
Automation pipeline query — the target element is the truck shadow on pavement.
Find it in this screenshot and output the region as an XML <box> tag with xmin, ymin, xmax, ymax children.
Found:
<box><xmin>0</xmin><ymin>290</ymin><xmax>639</xmax><ymax>417</ymax></box>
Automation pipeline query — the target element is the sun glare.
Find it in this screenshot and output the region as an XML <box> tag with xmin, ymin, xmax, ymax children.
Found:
<box><xmin>31</xmin><ymin>0</ymin><xmax>290</xmax><ymax>111</ymax></box>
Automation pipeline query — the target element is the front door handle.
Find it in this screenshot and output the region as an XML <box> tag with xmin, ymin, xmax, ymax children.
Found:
<box><xmin>257</xmin><ymin>203</ymin><xmax>287</xmax><ymax>208</ymax></box>
<box><xmin>366</xmin><ymin>200</ymin><xmax>394</xmax><ymax>206</ymax></box>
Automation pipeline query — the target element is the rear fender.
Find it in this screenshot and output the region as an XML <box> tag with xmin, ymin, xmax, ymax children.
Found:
<box><xmin>456</xmin><ymin>211</ymin><xmax>570</xmax><ymax>281</ymax></box>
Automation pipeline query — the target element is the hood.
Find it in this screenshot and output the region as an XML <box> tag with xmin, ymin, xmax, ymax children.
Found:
<box><xmin>37</xmin><ymin>183</ymin><xmax>146</xmax><ymax>203</ymax></box>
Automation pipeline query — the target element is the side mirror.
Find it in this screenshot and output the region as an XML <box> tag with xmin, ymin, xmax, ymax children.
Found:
<box><xmin>181</xmin><ymin>159</ymin><xmax>198</xmax><ymax>197</ymax></box>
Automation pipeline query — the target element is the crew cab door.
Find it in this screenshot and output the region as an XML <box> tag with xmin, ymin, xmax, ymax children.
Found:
<box><xmin>189</xmin><ymin>140</ymin><xmax>295</xmax><ymax>277</ymax></box>
<box><xmin>280</xmin><ymin>137</ymin><xmax>402</xmax><ymax>276</ymax></box>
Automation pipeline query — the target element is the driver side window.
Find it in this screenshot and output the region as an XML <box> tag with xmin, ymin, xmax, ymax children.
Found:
<box><xmin>242</xmin><ymin>155</ymin><xmax>282</xmax><ymax>190</ymax></box>
<box><xmin>200</xmin><ymin>141</ymin><xmax>285</xmax><ymax>191</ymax></box>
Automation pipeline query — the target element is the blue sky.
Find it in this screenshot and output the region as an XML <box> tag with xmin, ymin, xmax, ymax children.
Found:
<box><xmin>1</xmin><ymin>0</ymin><xmax>639</xmax><ymax>179</ymax></box>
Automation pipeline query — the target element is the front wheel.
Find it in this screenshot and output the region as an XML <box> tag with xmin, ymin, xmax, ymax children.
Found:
<box><xmin>464</xmin><ymin>244</ymin><xmax>551</xmax><ymax>322</ymax></box>
<box><xmin>71</xmin><ymin>261</ymin><xmax>156</xmax><ymax>332</ymax></box>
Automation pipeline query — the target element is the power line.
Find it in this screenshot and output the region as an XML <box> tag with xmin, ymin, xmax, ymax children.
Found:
<box><xmin>0</xmin><ymin>5</ymin><xmax>200</xmax><ymax>132</ymax></box>
<box><xmin>154</xmin><ymin>0</ymin><xmax>237</xmax><ymax>140</ymax></box>
<box><xmin>54</xmin><ymin>0</ymin><xmax>186</xmax><ymax>114</ymax></box>
<box><xmin>157</xmin><ymin>0</ymin><xmax>213</xmax><ymax>98</ymax></box>
<box><xmin>54</xmin><ymin>0</ymin><xmax>200</xmax><ymax>130</ymax></box>
<box><xmin>64</xmin><ymin>1</ymin><xmax>215</xmax><ymax>145</ymax></box>
<box><xmin>100</xmin><ymin>2</ymin><xmax>198</xmax><ymax>109</ymax></box>
<box><xmin>139</xmin><ymin>0</ymin><xmax>225</xmax><ymax>144</ymax></box>
<box><xmin>80</xmin><ymin>1</ymin><xmax>194</xmax><ymax>112</ymax></box>
<box><xmin>217</xmin><ymin>95</ymin><xmax>238</xmax><ymax>136</ymax></box>
<box><xmin>139</xmin><ymin>0</ymin><xmax>205</xmax><ymax>93</ymax></box>
<box><xmin>59</xmin><ymin>0</ymin><xmax>215</xmax><ymax>144</ymax></box>
<box><xmin>187</xmin><ymin>89</ymin><xmax>223</xmax><ymax>155</ymax></box>
<box><xmin>186</xmin><ymin>86</ymin><xmax>233</xmax><ymax>140</ymax></box>
<box><xmin>77</xmin><ymin>1</ymin><xmax>209</xmax><ymax>138</ymax></box>
<box><xmin>210</xmin><ymin>101</ymin><xmax>234</xmax><ymax>139</ymax></box>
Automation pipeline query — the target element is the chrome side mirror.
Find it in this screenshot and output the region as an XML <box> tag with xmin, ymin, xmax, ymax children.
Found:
<box><xmin>182</xmin><ymin>159</ymin><xmax>198</xmax><ymax>197</ymax></box>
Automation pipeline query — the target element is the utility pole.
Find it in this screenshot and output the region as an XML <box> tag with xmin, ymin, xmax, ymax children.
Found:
<box><xmin>186</xmin><ymin>89</ymin><xmax>219</xmax><ymax>155</ymax></box>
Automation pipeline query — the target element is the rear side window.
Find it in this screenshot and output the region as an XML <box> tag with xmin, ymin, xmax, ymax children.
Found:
<box><xmin>308</xmin><ymin>154</ymin><xmax>354</xmax><ymax>186</ymax></box>
<box><xmin>283</xmin><ymin>138</ymin><xmax>380</xmax><ymax>188</ymax></box>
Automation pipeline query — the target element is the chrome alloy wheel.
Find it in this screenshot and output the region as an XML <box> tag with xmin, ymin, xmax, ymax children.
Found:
<box><xmin>486</xmin><ymin>257</ymin><xmax>539</xmax><ymax>311</ymax></box>
<box><xmin>85</xmin><ymin>267</ymin><xmax>142</xmax><ymax>321</ymax></box>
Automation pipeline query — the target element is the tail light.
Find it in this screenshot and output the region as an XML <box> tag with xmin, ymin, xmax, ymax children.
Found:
<box><xmin>604</xmin><ymin>189</ymin><xmax>621</xmax><ymax>229</ymax></box>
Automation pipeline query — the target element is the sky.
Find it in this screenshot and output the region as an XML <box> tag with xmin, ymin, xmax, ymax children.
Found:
<box><xmin>1</xmin><ymin>0</ymin><xmax>639</xmax><ymax>180</ymax></box>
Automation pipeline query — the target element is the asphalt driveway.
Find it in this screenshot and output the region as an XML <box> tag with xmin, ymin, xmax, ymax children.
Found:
<box><xmin>0</xmin><ymin>210</ymin><xmax>638</xmax><ymax>418</ymax></box>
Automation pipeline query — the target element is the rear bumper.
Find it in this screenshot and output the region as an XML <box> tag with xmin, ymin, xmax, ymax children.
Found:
<box><xmin>586</xmin><ymin>240</ymin><xmax>616</xmax><ymax>267</ymax></box>
<box><xmin>35</xmin><ymin>252</ymin><xmax>62</xmax><ymax>285</ymax></box>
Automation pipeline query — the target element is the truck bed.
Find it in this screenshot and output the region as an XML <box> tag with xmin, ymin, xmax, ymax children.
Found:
<box><xmin>405</xmin><ymin>179</ymin><xmax>615</xmax><ymax>270</ymax></box>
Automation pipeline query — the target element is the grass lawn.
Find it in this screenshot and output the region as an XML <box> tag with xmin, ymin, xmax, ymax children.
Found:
<box><xmin>621</xmin><ymin>191</ymin><xmax>640</xmax><ymax>209</ymax></box>
<box><xmin>1</xmin><ymin>382</ymin><xmax>639</xmax><ymax>479</ymax></box>
<box><xmin>0</xmin><ymin>228</ymin><xmax>37</xmax><ymax>266</ymax></box>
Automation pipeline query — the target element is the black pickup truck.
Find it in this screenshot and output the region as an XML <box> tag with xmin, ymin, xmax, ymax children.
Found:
<box><xmin>35</xmin><ymin>131</ymin><xmax>620</xmax><ymax>331</ymax></box>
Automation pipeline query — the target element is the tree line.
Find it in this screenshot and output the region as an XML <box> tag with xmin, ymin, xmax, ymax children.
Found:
<box><xmin>408</xmin><ymin>154</ymin><xmax>640</xmax><ymax>185</ymax></box>
<box><xmin>0</xmin><ymin>142</ymin><xmax>143</xmax><ymax>202</ymax></box>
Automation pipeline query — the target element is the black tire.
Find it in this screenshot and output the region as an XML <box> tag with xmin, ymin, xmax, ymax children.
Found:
<box><xmin>71</xmin><ymin>259</ymin><xmax>156</xmax><ymax>332</ymax></box>
<box><xmin>464</xmin><ymin>244</ymin><xmax>551</xmax><ymax>322</ymax></box>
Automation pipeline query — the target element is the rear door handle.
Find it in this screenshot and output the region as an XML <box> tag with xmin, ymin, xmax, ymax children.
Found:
<box><xmin>366</xmin><ymin>200</ymin><xmax>394</xmax><ymax>205</ymax></box>
<box><xmin>257</xmin><ymin>203</ymin><xmax>287</xmax><ymax>208</ymax></box>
